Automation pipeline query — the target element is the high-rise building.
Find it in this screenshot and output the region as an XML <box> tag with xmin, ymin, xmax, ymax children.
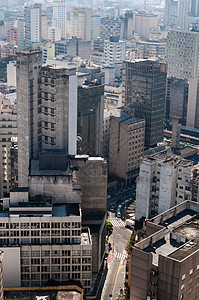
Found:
<box><xmin>52</xmin><ymin>0</ymin><xmax>67</xmax><ymax>39</ymax></box>
<box><xmin>167</xmin><ymin>29</ymin><xmax>199</xmax><ymax>129</ymax></box>
<box><xmin>16</xmin><ymin>51</ymin><xmax>77</xmax><ymax>187</ymax></box>
<box><xmin>130</xmin><ymin>200</ymin><xmax>199</xmax><ymax>300</ymax></box>
<box><xmin>167</xmin><ymin>29</ymin><xmax>199</xmax><ymax>79</ymax></box>
<box><xmin>109</xmin><ymin>111</ymin><xmax>145</xmax><ymax>184</ymax></box>
<box><xmin>123</xmin><ymin>59</ymin><xmax>167</xmax><ymax>148</ymax></box>
<box><xmin>132</xmin><ymin>12</ymin><xmax>158</xmax><ymax>40</ymax></box>
<box><xmin>104</xmin><ymin>36</ymin><xmax>126</xmax><ymax>66</ymax></box>
<box><xmin>17</xmin><ymin>13</ymin><xmax>25</xmax><ymax>51</ymax></box>
<box><xmin>100</xmin><ymin>17</ymin><xmax>122</xmax><ymax>42</ymax></box>
<box><xmin>178</xmin><ymin>0</ymin><xmax>191</xmax><ymax>30</ymax></box>
<box><xmin>135</xmin><ymin>152</ymin><xmax>197</xmax><ymax>220</ymax></box>
<box><xmin>191</xmin><ymin>0</ymin><xmax>199</xmax><ymax>16</ymax></box>
<box><xmin>164</xmin><ymin>0</ymin><xmax>178</xmax><ymax>28</ymax></box>
<box><xmin>70</xmin><ymin>7</ymin><xmax>91</xmax><ymax>41</ymax></box>
<box><xmin>24</xmin><ymin>4</ymin><xmax>42</xmax><ymax>49</ymax></box>
<box><xmin>7</xmin><ymin>28</ymin><xmax>17</xmax><ymax>44</ymax></box>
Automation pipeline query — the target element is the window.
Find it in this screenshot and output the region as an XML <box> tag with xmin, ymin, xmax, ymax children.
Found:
<box><xmin>181</xmin><ymin>284</ymin><xmax>185</xmax><ymax>290</ymax></box>
<box><xmin>182</xmin><ymin>274</ymin><xmax>186</xmax><ymax>280</ymax></box>
<box><xmin>190</xmin><ymin>269</ymin><xmax>193</xmax><ymax>275</ymax></box>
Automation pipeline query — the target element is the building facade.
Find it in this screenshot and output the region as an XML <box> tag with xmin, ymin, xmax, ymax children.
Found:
<box><xmin>109</xmin><ymin>113</ymin><xmax>145</xmax><ymax>183</ymax></box>
<box><xmin>52</xmin><ymin>0</ymin><xmax>67</xmax><ymax>39</ymax></box>
<box><xmin>135</xmin><ymin>152</ymin><xmax>198</xmax><ymax>220</ymax></box>
<box><xmin>123</xmin><ymin>59</ymin><xmax>167</xmax><ymax>148</ymax></box>
<box><xmin>24</xmin><ymin>4</ymin><xmax>42</xmax><ymax>49</ymax></box>
<box><xmin>104</xmin><ymin>36</ymin><xmax>126</xmax><ymax>66</ymax></box>
<box><xmin>70</xmin><ymin>7</ymin><xmax>91</xmax><ymax>41</ymax></box>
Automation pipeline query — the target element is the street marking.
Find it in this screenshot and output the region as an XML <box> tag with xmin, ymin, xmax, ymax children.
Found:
<box><xmin>110</xmin><ymin>258</ymin><xmax>123</xmax><ymax>300</ymax></box>
<box><xmin>110</xmin><ymin>218</ymin><xmax>125</xmax><ymax>227</ymax></box>
<box><xmin>114</xmin><ymin>251</ymin><xmax>127</xmax><ymax>260</ymax></box>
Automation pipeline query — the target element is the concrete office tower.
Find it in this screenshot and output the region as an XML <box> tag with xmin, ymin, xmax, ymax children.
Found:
<box><xmin>0</xmin><ymin>95</ymin><xmax>17</xmax><ymax>198</ymax></box>
<box><xmin>191</xmin><ymin>0</ymin><xmax>199</xmax><ymax>16</ymax></box>
<box><xmin>17</xmin><ymin>51</ymin><xmax>78</xmax><ymax>186</ymax></box>
<box><xmin>24</xmin><ymin>4</ymin><xmax>42</xmax><ymax>49</ymax></box>
<box><xmin>7</xmin><ymin>61</ymin><xmax>16</xmax><ymax>87</ymax></box>
<box><xmin>40</xmin><ymin>65</ymin><xmax>77</xmax><ymax>156</ymax></box>
<box><xmin>178</xmin><ymin>0</ymin><xmax>191</xmax><ymax>30</ymax></box>
<box><xmin>166</xmin><ymin>77</ymin><xmax>189</xmax><ymax>126</ymax></box>
<box><xmin>70</xmin><ymin>7</ymin><xmax>91</xmax><ymax>41</ymax></box>
<box><xmin>52</xmin><ymin>0</ymin><xmax>67</xmax><ymax>39</ymax></box>
<box><xmin>132</xmin><ymin>13</ymin><xmax>158</xmax><ymax>40</ymax></box>
<box><xmin>164</xmin><ymin>0</ymin><xmax>178</xmax><ymax>28</ymax></box>
<box><xmin>104</xmin><ymin>36</ymin><xmax>126</xmax><ymax>66</ymax></box>
<box><xmin>135</xmin><ymin>153</ymin><xmax>195</xmax><ymax>220</ymax></box>
<box><xmin>55</xmin><ymin>37</ymin><xmax>91</xmax><ymax>60</ymax></box>
<box><xmin>17</xmin><ymin>13</ymin><xmax>25</xmax><ymax>51</ymax></box>
<box><xmin>167</xmin><ymin>29</ymin><xmax>199</xmax><ymax>79</ymax></box>
<box><xmin>130</xmin><ymin>201</ymin><xmax>199</xmax><ymax>300</ymax></box>
<box><xmin>123</xmin><ymin>59</ymin><xmax>167</xmax><ymax>148</ymax></box>
<box><xmin>109</xmin><ymin>113</ymin><xmax>145</xmax><ymax>184</ymax></box>
<box><xmin>17</xmin><ymin>50</ymin><xmax>42</xmax><ymax>187</ymax></box>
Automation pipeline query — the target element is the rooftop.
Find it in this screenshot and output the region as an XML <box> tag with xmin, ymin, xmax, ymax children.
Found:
<box><xmin>143</xmin><ymin>151</ymin><xmax>193</xmax><ymax>167</ymax></box>
<box><xmin>135</xmin><ymin>201</ymin><xmax>199</xmax><ymax>265</ymax></box>
<box><xmin>120</xmin><ymin>117</ymin><xmax>145</xmax><ymax>124</ymax></box>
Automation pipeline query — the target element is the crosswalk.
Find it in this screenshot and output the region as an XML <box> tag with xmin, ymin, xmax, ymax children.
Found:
<box><xmin>114</xmin><ymin>251</ymin><xmax>127</xmax><ymax>260</ymax></box>
<box><xmin>109</xmin><ymin>218</ymin><xmax>125</xmax><ymax>227</ymax></box>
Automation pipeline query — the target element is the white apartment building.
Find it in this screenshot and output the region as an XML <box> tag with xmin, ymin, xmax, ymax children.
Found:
<box><xmin>24</xmin><ymin>4</ymin><xmax>42</xmax><ymax>49</ymax></box>
<box><xmin>70</xmin><ymin>7</ymin><xmax>91</xmax><ymax>41</ymax></box>
<box><xmin>0</xmin><ymin>189</ymin><xmax>92</xmax><ymax>293</ymax></box>
<box><xmin>135</xmin><ymin>153</ymin><xmax>198</xmax><ymax>220</ymax></box>
<box><xmin>52</xmin><ymin>0</ymin><xmax>67</xmax><ymax>39</ymax></box>
<box><xmin>178</xmin><ymin>0</ymin><xmax>191</xmax><ymax>30</ymax></box>
<box><xmin>167</xmin><ymin>29</ymin><xmax>199</xmax><ymax>79</ymax></box>
<box><xmin>0</xmin><ymin>93</ymin><xmax>17</xmax><ymax>198</ymax></box>
<box><xmin>104</xmin><ymin>36</ymin><xmax>126</xmax><ymax>66</ymax></box>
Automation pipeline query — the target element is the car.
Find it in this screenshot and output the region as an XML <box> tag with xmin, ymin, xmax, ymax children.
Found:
<box><xmin>109</xmin><ymin>206</ymin><xmax>114</xmax><ymax>212</ymax></box>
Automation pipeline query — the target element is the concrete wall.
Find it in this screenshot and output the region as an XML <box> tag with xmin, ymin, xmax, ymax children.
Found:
<box><xmin>0</xmin><ymin>247</ymin><xmax>21</xmax><ymax>287</ymax></box>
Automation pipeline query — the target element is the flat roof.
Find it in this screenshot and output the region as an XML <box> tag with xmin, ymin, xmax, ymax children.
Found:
<box><xmin>169</xmin><ymin>220</ymin><xmax>199</xmax><ymax>261</ymax></box>
<box><xmin>120</xmin><ymin>117</ymin><xmax>144</xmax><ymax>124</ymax></box>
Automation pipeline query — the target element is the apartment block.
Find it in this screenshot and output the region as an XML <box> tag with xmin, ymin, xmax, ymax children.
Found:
<box><xmin>135</xmin><ymin>152</ymin><xmax>198</xmax><ymax>220</ymax></box>
<box><xmin>55</xmin><ymin>37</ymin><xmax>91</xmax><ymax>60</ymax></box>
<box><xmin>109</xmin><ymin>110</ymin><xmax>145</xmax><ymax>183</ymax></box>
<box><xmin>24</xmin><ymin>4</ymin><xmax>42</xmax><ymax>49</ymax></box>
<box><xmin>104</xmin><ymin>36</ymin><xmax>126</xmax><ymax>66</ymax></box>
<box><xmin>123</xmin><ymin>59</ymin><xmax>167</xmax><ymax>148</ymax></box>
<box><xmin>130</xmin><ymin>200</ymin><xmax>199</xmax><ymax>300</ymax></box>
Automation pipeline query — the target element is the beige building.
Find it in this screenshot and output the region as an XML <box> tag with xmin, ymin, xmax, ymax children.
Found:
<box><xmin>70</xmin><ymin>7</ymin><xmax>91</xmax><ymax>41</ymax></box>
<box><xmin>47</xmin><ymin>26</ymin><xmax>61</xmax><ymax>42</ymax></box>
<box><xmin>109</xmin><ymin>113</ymin><xmax>145</xmax><ymax>184</ymax></box>
<box><xmin>133</xmin><ymin>13</ymin><xmax>158</xmax><ymax>40</ymax></box>
<box><xmin>0</xmin><ymin>93</ymin><xmax>17</xmax><ymax>198</ymax></box>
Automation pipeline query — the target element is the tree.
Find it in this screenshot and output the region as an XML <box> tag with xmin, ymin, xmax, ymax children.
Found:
<box><xmin>106</xmin><ymin>220</ymin><xmax>113</xmax><ymax>237</ymax></box>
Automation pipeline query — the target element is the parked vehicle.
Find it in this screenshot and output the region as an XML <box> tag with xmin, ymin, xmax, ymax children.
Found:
<box><xmin>125</xmin><ymin>219</ymin><xmax>135</xmax><ymax>229</ymax></box>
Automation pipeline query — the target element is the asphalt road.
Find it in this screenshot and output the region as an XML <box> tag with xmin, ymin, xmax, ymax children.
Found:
<box><xmin>101</xmin><ymin>213</ymin><xmax>131</xmax><ymax>300</ymax></box>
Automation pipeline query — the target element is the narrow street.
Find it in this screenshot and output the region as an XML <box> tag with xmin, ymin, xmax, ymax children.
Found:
<box><xmin>101</xmin><ymin>213</ymin><xmax>131</xmax><ymax>300</ymax></box>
